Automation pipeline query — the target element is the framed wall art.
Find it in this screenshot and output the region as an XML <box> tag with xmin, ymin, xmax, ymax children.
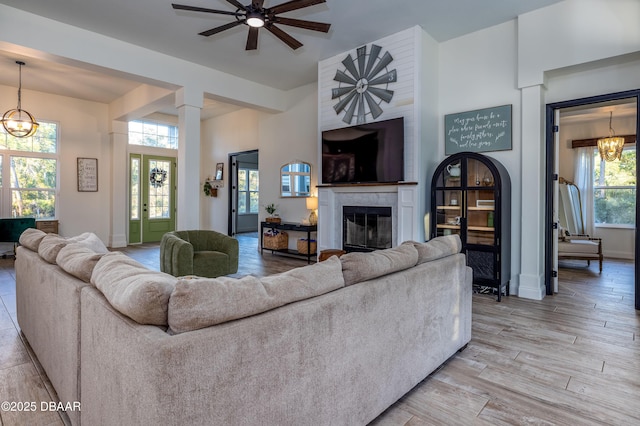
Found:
<box><xmin>77</xmin><ymin>157</ymin><xmax>98</xmax><ymax>192</ymax></box>
<box><xmin>444</xmin><ymin>104</ymin><xmax>512</xmax><ymax>155</ymax></box>
<box><xmin>214</xmin><ymin>163</ymin><xmax>224</xmax><ymax>181</ymax></box>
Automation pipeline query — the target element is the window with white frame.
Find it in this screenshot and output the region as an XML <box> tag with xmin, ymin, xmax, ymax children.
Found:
<box><xmin>128</xmin><ymin>120</ymin><xmax>178</xmax><ymax>149</ymax></box>
<box><xmin>238</xmin><ymin>168</ymin><xmax>259</xmax><ymax>214</ymax></box>
<box><xmin>593</xmin><ymin>146</ymin><xmax>636</xmax><ymax>226</ymax></box>
<box><xmin>0</xmin><ymin>122</ymin><xmax>58</xmax><ymax>219</ymax></box>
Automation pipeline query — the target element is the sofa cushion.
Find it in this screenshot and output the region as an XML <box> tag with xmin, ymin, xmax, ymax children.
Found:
<box><xmin>403</xmin><ymin>235</ymin><xmax>462</xmax><ymax>265</ymax></box>
<box><xmin>38</xmin><ymin>234</ymin><xmax>69</xmax><ymax>264</ymax></box>
<box><xmin>91</xmin><ymin>252</ymin><xmax>177</xmax><ymax>326</ymax></box>
<box><xmin>56</xmin><ymin>243</ymin><xmax>106</xmax><ymax>283</ymax></box>
<box><xmin>19</xmin><ymin>228</ymin><xmax>47</xmax><ymax>252</ymax></box>
<box><xmin>67</xmin><ymin>232</ymin><xmax>109</xmax><ymax>254</ymax></box>
<box><xmin>168</xmin><ymin>256</ymin><xmax>345</xmax><ymax>333</ymax></box>
<box><xmin>340</xmin><ymin>244</ymin><xmax>419</xmax><ymax>286</ymax></box>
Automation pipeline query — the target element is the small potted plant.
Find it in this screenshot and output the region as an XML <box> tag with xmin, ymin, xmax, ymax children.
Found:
<box><xmin>265</xmin><ymin>203</ymin><xmax>280</xmax><ymax>223</ymax></box>
<box><xmin>203</xmin><ymin>181</ymin><xmax>216</xmax><ymax>197</ymax></box>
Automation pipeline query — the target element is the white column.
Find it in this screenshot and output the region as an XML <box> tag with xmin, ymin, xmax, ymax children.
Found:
<box><xmin>316</xmin><ymin>188</ymin><xmax>335</xmax><ymax>252</ymax></box>
<box><xmin>109</xmin><ymin>120</ymin><xmax>128</xmax><ymax>248</ymax></box>
<box><xmin>175</xmin><ymin>87</ymin><xmax>203</xmax><ymax>230</ymax></box>
<box><xmin>518</xmin><ymin>84</ymin><xmax>546</xmax><ymax>300</ymax></box>
<box><xmin>397</xmin><ymin>186</ymin><xmax>419</xmax><ymax>244</ymax></box>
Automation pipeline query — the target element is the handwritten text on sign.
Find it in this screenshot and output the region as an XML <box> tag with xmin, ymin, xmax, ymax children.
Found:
<box><xmin>444</xmin><ymin>104</ymin><xmax>512</xmax><ymax>155</ymax></box>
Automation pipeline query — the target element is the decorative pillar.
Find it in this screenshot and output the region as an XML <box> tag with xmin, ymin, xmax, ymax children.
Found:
<box><xmin>175</xmin><ymin>87</ymin><xmax>203</xmax><ymax>230</ymax></box>
<box><xmin>518</xmin><ymin>84</ymin><xmax>546</xmax><ymax>300</ymax></box>
<box><xmin>109</xmin><ymin>120</ymin><xmax>128</xmax><ymax>248</ymax></box>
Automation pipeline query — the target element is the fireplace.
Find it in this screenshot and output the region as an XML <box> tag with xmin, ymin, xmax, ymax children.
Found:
<box><xmin>343</xmin><ymin>206</ymin><xmax>392</xmax><ymax>252</ymax></box>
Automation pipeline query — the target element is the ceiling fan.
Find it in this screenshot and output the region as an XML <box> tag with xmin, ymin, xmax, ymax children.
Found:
<box><xmin>172</xmin><ymin>0</ymin><xmax>331</xmax><ymax>50</ymax></box>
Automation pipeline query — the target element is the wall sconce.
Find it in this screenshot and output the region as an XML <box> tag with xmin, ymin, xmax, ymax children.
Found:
<box><xmin>1</xmin><ymin>61</ymin><xmax>39</xmax><ymax>138</ymax></box>
<box><xmin>306</xmin><ymin>196</ymin><xmax>318</xmax><ymax>225</ymax></box>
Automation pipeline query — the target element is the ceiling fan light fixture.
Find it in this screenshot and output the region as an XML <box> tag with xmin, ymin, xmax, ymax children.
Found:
<box><xmin>246</xmin><ymin>11</ymin><xmax>265</xmax><ymax>28</ymax></box>
<box><xmin>1</xmin><ymin>61</ymin><xmax>39</xmax><ymax>138</ymax></box>
<box><xmin>597</xmin><ymin>111</ymin><xmax>625</xmax><ymax>162</ymax></box>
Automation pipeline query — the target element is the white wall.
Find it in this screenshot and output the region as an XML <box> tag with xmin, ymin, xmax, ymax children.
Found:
<box><xmin>201</xmin><ymin>83</ymin><xmax>318</xmax><ymax>250</ymax></box>
<box><xmin>0</xmin><ymin>84</ymin><xmax>111</xmax><ymax>242</ymax></box>
<box><xmin>439</xmin><ymin>20</ymin><xmax>522</xmax><ymax>291</ymax></box>
<box><xmin>258</xmin><ymin>84</ymin><xmax>319</xmax><ymax>250</ymax></box>
<box><xmin>201</xmin><ymin>108</ymin><xmax>260</xmax><ymax>233</ymax></box>
<box><xmin>439</xmin><ymin>0</ymin><xmax>640</xmax><ymax>298</ymax></box>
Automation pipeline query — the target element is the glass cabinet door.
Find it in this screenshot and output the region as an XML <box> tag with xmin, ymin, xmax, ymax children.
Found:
<box><xmin>465</xmin><ymin>158</ymin><xmax>496</xmax><ymax>246</ymax></box>
<box><xmin>433</xmin><ymin>157</ymin><xmax>497</xmax><ymax>244</ymax></box>
<box><xmin>433</xmin><ymin>160</ymin><xmax>463</xmax><ymax>238</ymax></box>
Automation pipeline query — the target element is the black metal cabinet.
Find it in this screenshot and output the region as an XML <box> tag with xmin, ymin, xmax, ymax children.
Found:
<box><xmin>430</xmin><ymin>152</ymin><xmax>511</xmax><ymax>301</ymax></box>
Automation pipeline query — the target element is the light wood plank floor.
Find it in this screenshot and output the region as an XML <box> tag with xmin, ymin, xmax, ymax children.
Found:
<box><xmin>0</xmin><ymin>235</ymin><xmax>637</xmax><ymax>425</ymax></box>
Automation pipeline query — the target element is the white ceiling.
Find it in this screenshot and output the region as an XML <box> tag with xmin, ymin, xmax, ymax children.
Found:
<box><xmin>0</xmin><ymin>0</ymin><xmax>574</xmax><ymax>118</ymax></box>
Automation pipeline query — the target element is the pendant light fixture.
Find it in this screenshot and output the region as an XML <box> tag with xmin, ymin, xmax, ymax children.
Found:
<box><xmin>1</xmin><ymin>61</ymin><xmax>39</xmax><ymax>138</ymax></box>
<box><xmin>597</xmin><ymin>111</ymin><xmax>624</xmax><ymax>162</ymax></box>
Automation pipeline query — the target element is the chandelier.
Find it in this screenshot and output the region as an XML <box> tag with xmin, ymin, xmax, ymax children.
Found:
<box><xmin>1</xmin><ymin>61</ymin><xmax>39</xmax><ymax>138</ymax></box>
<box><xmin>597</xmin><ymin>111</ymin><xmax>624</xmax><ymax>162</ymax></box>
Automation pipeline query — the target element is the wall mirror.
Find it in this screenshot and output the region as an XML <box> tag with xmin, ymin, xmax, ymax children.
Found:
<box><xmin>281</xmin><ymin>161</ymin><xmax>311</xmax><ymax>197</ymax></box>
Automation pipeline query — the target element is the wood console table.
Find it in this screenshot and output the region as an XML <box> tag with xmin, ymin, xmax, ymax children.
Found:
<box><xmin>260</xmin><ymin>222</ymin><xmax>317</xmax><ymax>263</ymax></box>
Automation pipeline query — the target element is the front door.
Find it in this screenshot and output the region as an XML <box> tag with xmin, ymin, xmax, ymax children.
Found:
<box><xmin>129</xmin><ymin>154</ymin><xmax>176</xmax><ymax>243</ymax></box>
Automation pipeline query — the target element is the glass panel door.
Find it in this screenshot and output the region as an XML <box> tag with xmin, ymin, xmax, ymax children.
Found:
<box><xmin>143</xmin><ymin>156</ymin><xmax>175</xmax><ymax>242</ymax></box>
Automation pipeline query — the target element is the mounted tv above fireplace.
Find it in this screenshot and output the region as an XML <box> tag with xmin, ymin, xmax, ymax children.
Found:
<box><xmin>321</xmin><ymin>117</ymin><xmax>404</xmax><ymax>184</ymax></box>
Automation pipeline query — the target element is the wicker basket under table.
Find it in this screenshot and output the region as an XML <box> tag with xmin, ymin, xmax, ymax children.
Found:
<box><xmin>263</xmin><ymin>231</ymin><xmax>288</xmax><ymax>250</ymax></box>
<box><xmin>297</xmin><ymin>238</ymin><xmax>317</xmax><ymax>255</ymax></box>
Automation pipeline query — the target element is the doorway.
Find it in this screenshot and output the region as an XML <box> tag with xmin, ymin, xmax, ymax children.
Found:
<box><xmin>545</xmin><ymin>89</ymin><xmax>640</xmax><ymax>310</ymax></box>
<box><xmin>129</xmin><ymin>154</ymin><xmax>176</xmax><ymax>243</ymax></box>
<box><xmin>228</xmin><ymin>150</ymin><xmax>259</xmax><ymax>236</ymax></box>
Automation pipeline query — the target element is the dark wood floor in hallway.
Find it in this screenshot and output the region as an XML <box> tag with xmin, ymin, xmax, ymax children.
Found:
<box><xmin>0</xmin><ymin>234</ymin><xmax>637</xmax><ymax>425</ymax></box>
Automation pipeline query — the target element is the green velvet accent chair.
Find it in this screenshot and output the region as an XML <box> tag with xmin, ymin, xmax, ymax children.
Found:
<box><xmin>160</xmin><ymin>230</ymin><xmax>239</xmax><ymax>278</ymax></box>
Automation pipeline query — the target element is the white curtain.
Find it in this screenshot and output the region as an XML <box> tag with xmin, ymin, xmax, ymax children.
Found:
<box><xmin>574</xmin><ymin>147</ymin><xmax>595</xmax><ymax>235</ymax></box>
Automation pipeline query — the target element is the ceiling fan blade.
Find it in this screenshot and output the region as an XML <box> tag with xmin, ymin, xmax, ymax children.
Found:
<box><xmin>172</xmin><ymin>4</ymin><xmax>240</xmax><ymax>16</ymax></box>
<box><xmin>273</xmin><ymin>17</ymin><xmax>330</xmax><ymax>33</ymax></box>
<box><xmin>246</xmin><ymin>27</ymin><xmax>259</xmax><ymax>50</ymax></box>
<box><xmin>266</xmin><ymin>24</ymin><xmax>303</xmax><ymax>50</ymax></box>
<box><xmin>269</xmin><ymin>0</ymin><xmax>325</xmax><ymax>15</ymax></box>
<box><xmin>225</xmin><ymin>0</ymin><xmax>248</xmax><ymax>11</ymax></box>
<box><xmin>199</xmin><ymin>20</ymin><xmax>244</xmax><ymax>37</ymax></box>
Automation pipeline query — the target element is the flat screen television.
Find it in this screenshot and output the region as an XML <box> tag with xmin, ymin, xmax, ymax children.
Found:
<box><xmin>321</xmin><ymin>117</ymin><xmax>405</xmax><ymax>184</ymax></box>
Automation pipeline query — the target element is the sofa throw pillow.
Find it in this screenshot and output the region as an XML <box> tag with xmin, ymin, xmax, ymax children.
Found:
<box><xmin>168</xmin><ymin>256</ymin><xmax>345</xmax><ymax>333</ymax></box>
<box><xmin>67</xmin><ymin>232</ymin><xmax>109</xmax><ymax>254</ymax></box>
<box><xmin>91</xmin><ymin>252</ymin><xmax>177</xmax><ymax>326</ymax></box>
<box><xmin>19</xmin><ymin>228</ymin><xmax>46</xmax><ymax>252</ymax></box>
<box><xmin>56</xmin><ymin>243</ymin><xmax>106</xmax><ymax>283</ymax></box>
<box><xmin>38</xmin><ymin>234</ymin><xmax>69</xmax><ymax>264</ymax></box>
<box><xmin>340</xmin><ymin>244</ymin><xmax>418</xmax><ymax>286</ymax></box>
<box><xmin>404</xmin><ymin>235</ymin><xmax>462</xmax><ymax>265</ymax></box>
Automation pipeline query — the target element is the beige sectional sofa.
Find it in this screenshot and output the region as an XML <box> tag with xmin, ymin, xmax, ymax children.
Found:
<box><xmin>16</xmin><ymin>229</ymin><xmax>472</xmax><ymax>426</ymax></box>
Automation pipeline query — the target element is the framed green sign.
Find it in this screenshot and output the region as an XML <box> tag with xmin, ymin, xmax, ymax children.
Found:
<box><xmin>444</xmin><ymin>104</ymin><xmax>512</xmax><ymax>155</ymax></box>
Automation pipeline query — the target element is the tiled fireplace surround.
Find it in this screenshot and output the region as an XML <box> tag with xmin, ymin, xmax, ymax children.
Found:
<box><xmin>316</xmin><ymin>184</ymin><xmax>420</xmax><ymax>254</ymax></box>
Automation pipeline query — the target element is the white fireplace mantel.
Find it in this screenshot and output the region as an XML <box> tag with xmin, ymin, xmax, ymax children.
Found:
<box><xmin>316</xmin><ymin>183</ymin><xmax>419</xmax><ymax>253</ymax></box>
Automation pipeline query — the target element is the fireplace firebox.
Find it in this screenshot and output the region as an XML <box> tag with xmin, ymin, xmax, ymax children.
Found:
<box><xmin>343</xmin><ymin>206</ymin><xmax>392</xmax><ymax>252</ymax></box>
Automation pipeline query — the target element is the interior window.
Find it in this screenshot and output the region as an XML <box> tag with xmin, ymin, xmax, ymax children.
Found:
<box><xmin>128</xmin><ymin>120</ymin><xmax>178</xmax><ymax>149</ymax></box>
<box><xmin>593</xmin><ymin>147</ymin><xmax>636</xmax><ymax>226</ymax></box>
